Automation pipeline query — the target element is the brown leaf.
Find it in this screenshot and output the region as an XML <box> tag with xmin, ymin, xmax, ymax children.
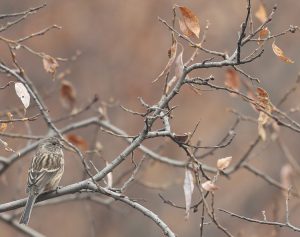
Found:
<box><xmin>217</xmin><ymin>156</ymin><xmax>232</xmax><ymax>171</ymax></box>
<box><xmin>202</xmin><ymin>181</ymin><xmax>219</xmax><ymax>192</ymax></box>
<box><xmin>225</xmin><ymin>69</ymin><xmax>240</xmax><ymax>92</ymax></box>
<box><xmin>256</xmin><ymin>87</ymin><xmax>272</xmax><ymax>112</ymax></box>
<box><xmin>66</xmin><ymin>134</ymin><xmax>88</xmax><ymax>151</ymax></box>
<box><xmin>257</xmin><ymin>27</ymin><xmax>270</xmax><ymax>44</ymax></box>
<box><xmin>43</xmin><ymin>54</ymin><xmax>59</xmax><ymax>75</ymax></box>
<box><xmin>256</xmin><ymin>87</ymin><xmax>272</xmax><ymax>141</ymax></box>
<box><xmin>153</xmin><ymin>40</ymin><xmax>177</xmax><ymax>83</ymax></box>
<box><xmin>173</xmin><ymin>133</ymin><xmax>189</xmax><ymax>143</ymax></box>
<box><xmin>60</xmin><ymin>80</ymin><xmax>76</xmax><ymax>109</ymax></box>
<box><xmin>183</xmin><ymin>169</ymin><xmax>194</xmax><ymax>219</ymax></box>
<box><xmin>179</xmin><ymin>6</ymin><xmax>200</xmax><ymax>38</ymax></box>
<box><xmin>255</xmin><ymin>3</ymin><xmax>267</xmax><ymax>23</ymax></box>
<box><xmin>272</xmin><ymin>41</ymin><xmax>294</xmax><ymax>64</ymax></box>
<box><xmin>178</xmin><ymin>19</ymin><xmax>194</xmax><ymax>38</ymax></box>
<box><xmin>0</xmin><ymin>123</ymin><xmax>7</xmax><ymax>132</ymax></box>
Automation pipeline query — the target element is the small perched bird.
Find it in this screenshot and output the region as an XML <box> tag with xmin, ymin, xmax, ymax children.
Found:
<box><xmin>19</xmin><ymin>136</ymin><xmax>64</xmax><ymax>225</ymax></box>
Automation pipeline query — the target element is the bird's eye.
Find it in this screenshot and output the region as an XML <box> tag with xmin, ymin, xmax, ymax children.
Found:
<box><xmin>52</xmin><ymin>142</ymin><xmax>57</xmax><ymax>146</ymax></box>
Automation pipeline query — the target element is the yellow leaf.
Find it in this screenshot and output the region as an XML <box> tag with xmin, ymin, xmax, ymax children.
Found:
<box><xmin>0</xmin><ymin>123</ymin><xmax>7</xmax><ymax>132</ymax></box>
<box><xmin>255</xmin><ymin>3</ymin><xmax>267</xmax><ymax>23</ymax></box>
<box><xmin>179</xmin><ymin>6</ymin><xmax>200</xmax><ymax>38</ymax></box>
<box><xmin>272</xmin><ymin>41</ymin><xmax>294</xmax><ymax>64</ymax></box>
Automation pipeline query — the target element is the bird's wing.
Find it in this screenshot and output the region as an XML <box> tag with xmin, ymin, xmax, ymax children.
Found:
<box><xmin>27</xmin><ymin>153</ymin><xmax>62</xmax><ymax>194</ymax></box>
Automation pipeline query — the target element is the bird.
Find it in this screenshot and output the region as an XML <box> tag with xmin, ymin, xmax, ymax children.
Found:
<box><xmin>19</xmin><ymin>136</ymin><xmax>64</xmax><ymax>225</ymax></box>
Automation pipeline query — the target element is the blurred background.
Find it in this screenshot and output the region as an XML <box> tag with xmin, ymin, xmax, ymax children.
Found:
<box><xmin>0</xmin><ymin>0</ymin><xmax>300</xmax><ymax>236</ymax></box>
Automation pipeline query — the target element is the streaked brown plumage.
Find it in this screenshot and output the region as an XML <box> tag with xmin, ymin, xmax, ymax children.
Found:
<box><xmin>19</xmin><ymin>137</ymin><xmax>64</xmax><ymax>225</ymax></box>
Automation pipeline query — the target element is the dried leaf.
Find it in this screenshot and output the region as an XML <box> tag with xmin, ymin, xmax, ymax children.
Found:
<box><xmin>178</xmin><ymin>19</ymin><xmax>194</xmax><ymax>37</ymax></box>
<box><xmin>60</xmin><ymin>80</ymin><xmax>76</xmax><ymax>109</ymax></box>
<box><xmin>256</xmin><ymin>87</ymin><xmax>272</xmax><ymax>141</ymax></box>
<box><xmin>225</xmin><ymin>69</ymin><xmax>240</xmax><ymax>92</ymax></box>
<box><xmin>217</xmin><ymin>156</ymin><xmax>232</xmax><ymax>171</ymax></box>
<box><xmin>66</xmin><ymin>134</ymin><xmax>88</xmax><ymax>151</ymax></box>
<box><xmin>173</xmin><ymin>133</ymin><xmax>189</xmax><ymax>143</ymax></box>
<box><xmin>0</xmin><ymin>123</ymin><xmax>7</xmax><ymax>132</ymax></box>
<box><xmin>165</xmin><ymin>47</ymin><xmax>184</xmax><ymax>94</ymax></box>
<box><xmin>258</xmin><ymin>27</ymin><xmax>270</xmax><ymax>44</ymax></box>
<box><xmin>43</xmin><ymin>54</ymin><xmax>59</xmax><ymax>75</ymax></box>
<box><xmin>183</xmin><ymin>169</ymin><xmax>194</xmax><ymax>219</ymax></box>
<box><xmin>259</xmin><ymin>27</ymin><xmax>270</xmax><ymax>39</ymax></box>
<box><xmin>175</xmin><ymin>49</ymin><xmax>184</xmax><ymax>80</ymax></box>
<box><xmin>202</xmin><ymin>180</ymin><xmax>219</xmax><ymax>192</ymax></box>
<box><xmin>14</xmin><ymin>82</ymin><xmax>30</xmax><ymax>109</ymax></box>
<box><xmin>256</xmin><ymin>87</ymin><xmax>272</xmax><ymax>112</ymax></box>
<box><xmin>179</xmin><ymin>6</ymin><xmax>200</xmax><ymax>38</ymax></box>
<box><xmin>258</xmin><ymin>112</ymin><xmax>268</xmax><ymax>141</ymax></box>
<box><xmin>255</xmin><ymin>3</ymin><xmax>267</xmax><ymax>23</ymax></box>
<box><xmin>153</xmin><ymin>40</ymin><xmax>177</xmax><ymax>83</ymax></box>
<box><xmin>272</xmin><ymin>41</ymin><xmax>294</xmax><ymax>64</ymax></box>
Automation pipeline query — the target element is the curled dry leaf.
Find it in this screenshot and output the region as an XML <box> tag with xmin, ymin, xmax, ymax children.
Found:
<box><xmin>60</xmin><ymin>80</ymin><xmax>76</xmax><ymax>109</ymax></box>
<box><xmin>178</xmin><ymin>6</ymin><xmax>200</xmax><ymax>38</ymax></box>
<box><xmin>173</xmin><ymin>133</ymin><xmax>189</xmax><ymax>143</ymax></box>
<box><xmin>256</xmin><ymin>87</ymin><xmax>272</xmax><ymax>141</ymax></box>
<box><xmin>256</xmin><ymin>87</ymin><xmax>272</xmax><ymax>111</ymax></box>
<box><xmin>66</xmin><ymin>134</ymin><xmax>88</xmax><ymax>151</ymax></box>
<box><xmin>175</xmin><ymin>48</ymin><xmax>184</xmax><ymax>80</ymax></box>
<box><xmin>217</xmin><ymin>156</ymin><xmax>232</xmax><ymax>171</ymax></box>
<box><xmin>165</xmin><ymin>47</ymin><xmax>184</xmax><ymax>94</ymax></box>
<box><xmin>258</xmin><ymin>112</ymin><xmax>268</xmax><ymax>141</ymax></box>
<box><xmin>43</xmin><ymin>54</ymin><xmax>59</xmax><ymax>76</ymax></box>
<box><xmin>183</xmin><ymin>169</ymin><xmax>194</xmax><ymax>219</ymax></box>
<box><xmin>272</xmin><ymin>41</ymin><xmax>294</xmax><ymax>64</ymax></box>
<box><xmin>255</xmin><ymin>2</ymin><xmax>267</xmax><ymax>23</ymax></box>
<box><xmin>224</xmin><ymin>69</ymin><xmax>240</xmax><ymax>93</ymax></box>
<box><xmin>153</xmin><ymin>39</ymin><xmax>177</xmax><ymax>83</ymax></box>
<box><xmin>14</xmin><ymin>82</ymin><xmax>30</xmax><ymax>109</ymax></box>
<box><xmin>202</xmin><ymin>180</ymin><xmax>219</xmax><ymax>192</ymax></box>
<box><xmin>257</xmin><ymin>27</ymin><xmax>270</xmax><ymax>44</ymax></box>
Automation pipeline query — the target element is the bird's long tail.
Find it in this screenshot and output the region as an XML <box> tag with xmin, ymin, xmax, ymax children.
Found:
<box><xmin>19</xmin><ymin>194</ymin><xmax>37</xmax><ymax>225</ymax></box>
